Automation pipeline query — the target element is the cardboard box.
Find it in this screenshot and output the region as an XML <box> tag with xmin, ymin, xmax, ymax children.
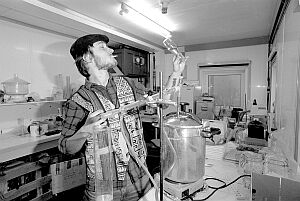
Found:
<box><xmin>51</xmin><ymin>157</ymin><xmax>86</xmax><ymax>194</ymax></box>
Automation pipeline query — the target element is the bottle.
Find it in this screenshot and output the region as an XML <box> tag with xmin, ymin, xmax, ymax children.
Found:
<box><xmin>253</xmin><ymin>99</ymin><xmax>257</xmax><ymax>105</ymax></box>
<box><xmin>52</xmin><ymin>86</ymin><xmax>63</xmax><ymax>100</ymax></box>
<box><xmin>53</xmin><ymin>74</ymin><xmax>64</xmax><ymax>100</ymax></box>
<box><xmin>64</xmin><ymin>75</ymin><xmax>71</xmax><ymax>99</ymax></box>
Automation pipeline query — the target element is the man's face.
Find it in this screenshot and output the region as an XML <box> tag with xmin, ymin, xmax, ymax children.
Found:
<box><xmin>89</xmin><ymin>41</ymin><xmax>118</xmax><ymax>70</ymax></box>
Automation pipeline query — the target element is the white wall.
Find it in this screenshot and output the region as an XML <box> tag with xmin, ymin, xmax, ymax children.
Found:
<box><xmin>271</xmin><ymin>0</ymin><xmax>300</xmax><ymax>162</ymax></box>
<box><xmin>153</xmin><ymin>50</ymin><xmax>167</xmax><ymax>91</ymax></box>
<box><xmin>0</xmin><ymin>19</ymin><xmax>80</xmax><ymax>133</ymax></box>
<box><xmin>157</xmin><ymin>44</ymin><xmax>268</xmax><ymax>107</ymax></box>
<box><xmin>0</xmin><ymin>18</ymin><xmax>269</xmax><ymax>131</ymax></box>
<box><xmin>0</xmin><ymin>19</ymin><xmax>80</xmax><ymax>99</ymax></box>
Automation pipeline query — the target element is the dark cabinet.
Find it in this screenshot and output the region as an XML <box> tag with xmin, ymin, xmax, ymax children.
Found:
<box><xmin>114</xmin><ymin>46</ymin><xmax>149</xmax><ymax>77</ymax></box>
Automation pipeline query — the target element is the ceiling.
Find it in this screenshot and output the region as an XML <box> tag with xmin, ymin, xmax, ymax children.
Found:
<box><xmin>0</xmin><ymin>0</ymin><xmax>280</xmax><ymax>52</ymax></box>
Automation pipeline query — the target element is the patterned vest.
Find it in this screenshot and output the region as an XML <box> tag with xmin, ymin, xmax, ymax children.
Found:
<box><xmin>71</xmin><ymin>77</ymin><xmax>147</xmax><ymax>182</ymax></box>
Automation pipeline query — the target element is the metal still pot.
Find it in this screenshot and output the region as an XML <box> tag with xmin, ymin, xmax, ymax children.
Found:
<box><xmin>162</xmin><ymin>112</ymin><xmax>206</xmax><ymax>184</ymax></box>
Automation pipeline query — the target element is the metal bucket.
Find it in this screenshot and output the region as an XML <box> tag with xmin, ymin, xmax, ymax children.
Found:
<box><xmin>162</xmin><ymin>112</ymin><xmax>206</xmax><ymax>184</ymax></box>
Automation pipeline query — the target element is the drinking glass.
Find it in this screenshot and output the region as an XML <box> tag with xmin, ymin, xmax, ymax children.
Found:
<box><xmin>93</xmin><ymin>126</ymin><xmax>113</xmax><ymax>201</ymax></box>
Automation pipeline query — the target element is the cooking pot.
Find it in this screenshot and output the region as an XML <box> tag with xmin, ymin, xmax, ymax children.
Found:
<box><xmin>162</xmin><ymin>112</ymin><xmax>207</xmax><ymax>183</ymax></box>
<box><xmin>1</xmin><ymin>74</ymin><xmax>30</xmax><ymax>95</ymax></box>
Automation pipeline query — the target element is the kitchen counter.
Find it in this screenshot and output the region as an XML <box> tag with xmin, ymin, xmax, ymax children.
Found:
<box><xmin>0</xmin><ymin>133</ymin><xmax>60</xmax><ymax>163</ymax></box>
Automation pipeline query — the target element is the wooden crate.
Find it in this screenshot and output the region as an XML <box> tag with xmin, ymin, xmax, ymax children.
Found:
<box><xmin>0</xmin><ymin>161</ymin><xmax>52</xmax><ymax>201</ymax></box>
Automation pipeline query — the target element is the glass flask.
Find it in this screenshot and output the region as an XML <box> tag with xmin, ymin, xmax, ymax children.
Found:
<box><xmin>163</xmin><ymin>38</ymin><xmax>187</xmax><ymax>62</ymax></box>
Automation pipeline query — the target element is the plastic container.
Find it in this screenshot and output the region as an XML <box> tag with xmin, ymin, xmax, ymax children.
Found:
<box><xmin>264</xmin><ymin>153</ymin><xmax>288</xmax><ymax>177</ymax></box>
<box><xmin>1</xmin><ymin>74</ymin><xmax>30</xmax><ymax>95</ymax></box>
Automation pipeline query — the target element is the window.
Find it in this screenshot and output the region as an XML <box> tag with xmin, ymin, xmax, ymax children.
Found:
<box><xmin>208</xmin><ymin>74</ymin><xmax>242</xmax><ymax>107</ymax></box>
<box><xmin>198</xmin><ymin>61</ymin><xmax>251</xmax><ymax>109</ymax></box>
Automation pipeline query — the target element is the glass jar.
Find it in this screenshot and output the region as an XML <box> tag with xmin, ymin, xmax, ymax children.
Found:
<box><xmin>239</xmin><ymin>151</ymin><xmax>264</xmax><ymax>174</ymax></box>
<box><xmin>1</xmin><ymin>74</ymin><xmax>30</xmax><ymax>95</ymax></box>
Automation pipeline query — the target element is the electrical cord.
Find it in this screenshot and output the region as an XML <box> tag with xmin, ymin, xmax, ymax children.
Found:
<box><xmin>187</xmin><ymin>174</ymin><xmax>251</xmax><ymax>201</ymax></box>
<box><xmin>205</xmin><ymin>178</ymin><xmax>226</xmax><ymax>189</ymax></box>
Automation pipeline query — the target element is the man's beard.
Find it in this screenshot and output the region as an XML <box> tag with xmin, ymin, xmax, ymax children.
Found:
<box><xmin>96</xmin><ymin>64</ymin><xmax>114</xmax><ymax>70</ymax></box>
<box><xmin>95</xmin><ymin>58</ymin><xmax>117</xmax><ymax>70</ymax></box>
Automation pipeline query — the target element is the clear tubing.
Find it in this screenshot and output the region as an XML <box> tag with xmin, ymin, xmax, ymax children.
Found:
<box><xmin>118</xmin><ymin>115</ymin><xmax>158</xmax><ymax>190</ymax></box>
<box><xmin>162</xmin><ymin>125</ymin><xmax>178</xmax><ymax>178</ymax></box>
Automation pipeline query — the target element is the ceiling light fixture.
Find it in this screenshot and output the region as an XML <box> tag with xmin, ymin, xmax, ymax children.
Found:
<box><xmin>160</xmin><ymin>0</ymin><xmax>176</xmax><ymax>14</ymax></box>
<box><xmin>22</xmin><ymin>0</ymin><xmax>163</xmax><ymax>51</ymax></box>
<box><xmin>119</xmin><ymin>2</ymin><xmax>172</xmax><ymax>38</ymax></box>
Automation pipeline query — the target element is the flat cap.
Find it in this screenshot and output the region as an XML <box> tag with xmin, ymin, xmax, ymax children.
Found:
<box><xmin>70</xmin><ymin>34</ymin><xmax>109</xmax><ymax>60</ymax></box>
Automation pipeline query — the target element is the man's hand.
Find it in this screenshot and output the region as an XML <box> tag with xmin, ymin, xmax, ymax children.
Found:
<box><xmin>164</xmin><ymin>55</ymin><xmax>186</xmax><ymax>91</ymax></box>
<box><xmin>81</xmin><ymin>111</ymin><xmax>108</xmax><ymax>134</ymax></box>
<box><xmin>64</xmin><ymin>112</ymin><xmax>107</xmax><ymax>154</ymax></box>
<box><xmin>173</xmin><ymin>55</ymin><xmax>186</xmax><ymax>75</ymax></box>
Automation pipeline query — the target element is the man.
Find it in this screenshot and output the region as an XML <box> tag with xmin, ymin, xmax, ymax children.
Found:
<box><xmin>58</xmin><ymin>34</ymin><xmax>185</xmax><ymax>201</ymax></box>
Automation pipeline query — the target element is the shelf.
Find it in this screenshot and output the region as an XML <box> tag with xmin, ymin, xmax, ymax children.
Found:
<box><xmin>127</xmin><ymin>74</ymin><xmax>149</xmax><ymax>78</ymax></box>
<box><xmin>0</xmin><ymin>99</ymin><xmax>66</xmax><ymax>106</ymax></box>
<box><xmin>0</xmin><ymin>133</ymin><xmax>60</xmax><ymax>163</ymax></box>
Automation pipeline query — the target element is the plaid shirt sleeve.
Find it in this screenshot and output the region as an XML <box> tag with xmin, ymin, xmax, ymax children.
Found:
<box><xmin>58</xmin><ymin>99</ymin><xmax>89</xmax><ymax>154</ymax></box>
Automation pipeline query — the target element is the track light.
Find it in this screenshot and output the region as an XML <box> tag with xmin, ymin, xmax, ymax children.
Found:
<box><xmin>160</xmin><ymin>0</ymin><xmax>169</xmax><ymax>14</ymax></box>
<box><xmin>119</xmin><ymin>3</ymin><xmax>129</xmax><ymax>15</ymax></box>
<box><xmin>119</xmin><ymin>2</ymin><xmax>172</xmax><ymax>38</ymax></box>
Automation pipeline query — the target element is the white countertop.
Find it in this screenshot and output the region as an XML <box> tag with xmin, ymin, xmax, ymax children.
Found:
<box><xmin>140</xmin><ymin>146</ymin><xmax>251</xmax><ymax>201</ymax></box>
<box><xmin>0</xmin><ymin>133</ymin><xmax>60</xmax><ymax>163</ymax></box>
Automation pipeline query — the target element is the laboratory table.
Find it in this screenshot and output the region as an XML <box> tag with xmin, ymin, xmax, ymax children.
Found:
<box><xmin>140</xmin><ymin>146</ymin><xmax>251</xmax><ymax>201</ymax></box>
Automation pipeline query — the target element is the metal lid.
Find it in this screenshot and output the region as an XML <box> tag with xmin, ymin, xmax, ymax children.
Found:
<box><xmin>164</xmin><ymin>112</ymin><xmax>203</xmax><ymax>129</ymax></box>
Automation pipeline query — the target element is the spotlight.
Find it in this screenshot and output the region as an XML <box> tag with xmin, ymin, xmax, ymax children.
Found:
<box><xmin>119</xmin><ymin>2</ymin><xmax>129</xmax><ymax>15</ymax></box>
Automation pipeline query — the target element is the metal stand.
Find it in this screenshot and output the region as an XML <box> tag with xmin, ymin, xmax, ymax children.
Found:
<box><xmin>157</xmin><ymin>71</ymin><xmax>182</xmax><ymax>200</ymax></box>
<box><xmin>159</xmin><ymin>72</ymin><xmax>164</xmax><ymax>201</ymax></box>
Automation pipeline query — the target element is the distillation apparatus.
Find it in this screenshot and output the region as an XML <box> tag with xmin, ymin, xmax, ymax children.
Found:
<box><xmin>159</xmin><ymin>38</ymin><xmax>210</xmax><ymax>200</ymax></box>
<box><xmin>90</xmin><ymin>38</ymin><xmax>213</xmax><ymax>201</ymax></box>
